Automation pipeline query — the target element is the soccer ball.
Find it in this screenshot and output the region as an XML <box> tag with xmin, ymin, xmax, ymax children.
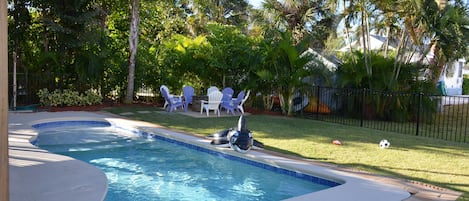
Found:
<box><xmin>379</xmin><ymin>139</ymin><xmax>390</xmax><ymax>149</ymax></box>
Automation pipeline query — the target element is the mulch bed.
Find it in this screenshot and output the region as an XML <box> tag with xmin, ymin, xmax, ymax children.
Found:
<box><xmin>42</xmin><ymin>103</ymin><xmax>159</xmax><ymax>112</ymax></box>
<box><xmin>42</xmin><ymin>103</ymin><xmax>284</xmax><ymax>116</ymax></box>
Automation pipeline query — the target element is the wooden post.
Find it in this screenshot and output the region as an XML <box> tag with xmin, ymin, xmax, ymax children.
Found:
<box><xmin>0</xmin><ymin>0</ymin><xmax>10</xmax><ymax>200</ymax></box>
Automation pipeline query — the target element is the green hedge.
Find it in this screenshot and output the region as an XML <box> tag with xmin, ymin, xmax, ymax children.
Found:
<box><xmin>463</xmin><ymin>76</ymin><xmax>469</xmax><ymax>95</ymax></box>
<box><xmin>37</xmin><ymin>88</ymin><xmax>103</xmax><ymax>107</ymax></box>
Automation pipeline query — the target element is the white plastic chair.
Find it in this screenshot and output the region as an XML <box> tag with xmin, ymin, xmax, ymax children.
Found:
<box><xmin>207</xmin><ymin>86</ymin><xmax>219</xmax><ymax>95</ymax></box>
<box><xmin>200</xmin><ymin>91</ymin><xmax>223</xmax><ymax>116</ymax></box>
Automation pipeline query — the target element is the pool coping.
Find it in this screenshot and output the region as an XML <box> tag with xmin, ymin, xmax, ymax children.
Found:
<box><xmin>8</xmin><ymin>111</ymin><xmax>462</xmax><ymax>201</ymax></box>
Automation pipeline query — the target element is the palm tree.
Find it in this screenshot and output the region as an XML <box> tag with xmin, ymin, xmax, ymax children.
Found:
<box><xmin>182</xmin><ymin>0</ymin><xmax>250</xmax><ymax>36</ymax></box>
<box><xmin>424</xmin><ymin>0</ymin><xmax>469</xmax><ymax>83</ymax></box>
<box><xmin>259</xmin><ymin>0</ymin><xmax>333</xmax><ymax>45</ymax></box>
<box><xmin>258</xmin><ymin>31</ymin><xmax>329</xmax><ymax>116</ymax></box>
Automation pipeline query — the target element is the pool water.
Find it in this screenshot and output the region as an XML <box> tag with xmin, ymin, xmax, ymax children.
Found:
<box><xmin>35</xmin><ymin>123</ymin><xmax>335</xmax><ymax>201</ymax></box>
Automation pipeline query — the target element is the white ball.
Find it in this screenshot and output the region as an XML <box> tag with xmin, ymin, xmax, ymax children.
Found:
<box><xmin>379</xmin><ymin>139</ymin><xmax>390</xmax><ymax>149</ymax></box>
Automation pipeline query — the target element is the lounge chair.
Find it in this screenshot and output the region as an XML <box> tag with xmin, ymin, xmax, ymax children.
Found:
<box><xmin>200</xmin><ymin>91</ymin><xmax>223</xmax><ymax>116</ymax></box>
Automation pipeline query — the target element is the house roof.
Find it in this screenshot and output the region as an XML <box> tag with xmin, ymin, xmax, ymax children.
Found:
<box><xmin>302</xmin><ymin>48</ymin><xmax>339</xmax><ymax>71</ymax></box>
<box><xmin>339</xmin><ymin>34</ymin><xmax>396</xmax><ymax>52</ymax></box>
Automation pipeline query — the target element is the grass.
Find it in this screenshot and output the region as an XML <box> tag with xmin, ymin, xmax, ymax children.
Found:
<box><xmin>104</xmin><ymin>106</ymin><xmax>469</xmax><ymax>201</ymax></box>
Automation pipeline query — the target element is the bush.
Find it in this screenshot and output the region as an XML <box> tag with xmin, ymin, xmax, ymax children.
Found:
<box><xmin>463</xmin><ymin>76</ymin><xmax>469</xmax><ymax>95</ymax></box>
<box><xmin>37</xmin><ymin>88</ymin><xmax>103</xmax><ymax>107</ymax></box>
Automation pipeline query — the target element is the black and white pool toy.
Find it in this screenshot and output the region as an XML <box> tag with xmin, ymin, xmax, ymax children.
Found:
<box><xmin>292</xmin><ymin>91</ymin><xmax>309</xmax><ymax>112</ymax></box>
<box><xmin>208</xmin><ymin>115</ymin><xmax>264</xmax><ymax>153</ymax></box>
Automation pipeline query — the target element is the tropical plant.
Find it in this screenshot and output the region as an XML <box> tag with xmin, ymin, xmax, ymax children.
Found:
<box><xmin>256</xmin><ymin>31</ymin><xmax>331</xmax><ymax>116</ymax></box>
<box><xmin>336</xmin><ymin>51</ymin><xmax>439</xmax><ymax>121</ymax></box>
<box><xmin>257</xmin><ymin>0</ymin><xmax>335</xmax><ymax>47</ymax></box>
<box><xmin>205</xmin><ymin>23</ymin><xmax>255</xmax><ymax>88</ymax></box>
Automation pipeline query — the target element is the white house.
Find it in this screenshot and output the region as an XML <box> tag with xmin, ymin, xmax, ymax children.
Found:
<box><xmin>339</xmin><ymin>34</ymin><xmax>396</xmax><ymax>52</ymax></box>
<box><xmin>440</xmin><ymin>58</ymin><xmax>466</xmax><ymax>95</ymax></box>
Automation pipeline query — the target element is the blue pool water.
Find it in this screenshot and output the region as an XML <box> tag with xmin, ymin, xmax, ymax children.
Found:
<box><xmin>34</xmin><ymin>121</ymin><xmax>339</xmax><ymax>201</ymax></box>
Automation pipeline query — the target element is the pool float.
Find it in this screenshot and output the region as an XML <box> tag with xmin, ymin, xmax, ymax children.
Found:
<box><xmin>208</xmin><ymin>115</ymin><xmax>264</xmax><ymax>152</ymax></box>
<box><xmin>304</xmin><ymin>97</ymin><xmax>331</xmax><ymax>114</ymax></box>
<box><xmin>292</xmin><ymin>92</ymin><xmax>309</xmax><ymax>112</ymax></box>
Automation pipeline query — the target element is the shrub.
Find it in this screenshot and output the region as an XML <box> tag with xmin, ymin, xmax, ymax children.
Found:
<box><xmin>463</xmin><ymin>76</ymin><xmax>469</xmax><ymax>95</ymax></box>
<box><xmin>37</xmin><ymin>88</ymin><xmax>102</xmax><ymax>107</ymax></box>
<box><xmin>36</xmin><ymin>88</ymin><xmax>51</xmax><ymax>106</ymax></box>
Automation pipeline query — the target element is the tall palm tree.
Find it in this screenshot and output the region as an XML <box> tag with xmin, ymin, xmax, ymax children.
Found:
<box><xmin>182</xmin><ymin>0</ymin><xmax>250</xmax><ymax>36</ymax></box>
<box><xmin>337</xmin><ymin>0</ymin><xmax>373</xmax><ymax>81</ymax></box>
<box><xmin>424</xmin><ymin>0</ymin><xmax>469</xmax><ymax>83</ymax></box>
<box><xmin>260</xmin><ymin>0</ymin><xmax>333</xmax><ymax>45</ymax></box>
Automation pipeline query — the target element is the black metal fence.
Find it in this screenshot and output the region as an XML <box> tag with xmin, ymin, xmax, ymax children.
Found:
<box><xmin>8</xmin><ymin>71</ymin><xmax>468</xmax><ymax>143</ymax></box>
<box><xmin>301</xmin><ymin>86</ymin><xmax>469</xmax><ymax>143</ymax></box>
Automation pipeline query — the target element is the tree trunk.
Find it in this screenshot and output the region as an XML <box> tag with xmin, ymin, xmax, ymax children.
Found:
<box><xmin>125</xmin><ymin>0</ymin><xmax>140</xmax><ymax>104</ymax></box>
<box><xmin>286</xmin><ymin>87</ymin><xmax>295</xmax><ymax>116</ymax></box>
<box><xmin>361</xmin><ymin>14</ymin><xmax>371</xmax><ymax>78</ymax></box>
<box><xmin>383</xmin><ymin>26</ymin><xmax>390</xmax><ymax>57</ymax></box>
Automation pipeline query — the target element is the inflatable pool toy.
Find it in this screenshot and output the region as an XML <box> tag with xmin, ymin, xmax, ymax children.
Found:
<box><xmin>304</xmin><ymin>97</ymin><xmax>330</xmax><ymax>114</ymax></box>
<box><xmin>208</xmin><ymin>115</ymin><xmax>264</xmax><ymax>152</ymax></box>
<box><xmin>292</xmin><ymin>92</ymin><xmax>309</xmax><ymax>112</ymax></box>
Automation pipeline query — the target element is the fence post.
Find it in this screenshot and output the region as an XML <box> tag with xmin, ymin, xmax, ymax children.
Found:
<box><xmin>416</xmin><ymin>92</ymin><xmax>422</xmax><ymax>136</ymax></box>
<box><xmin>360</xmin><ymin>88</ymin><xmax>365</xmax><ymax>127</ymax></box>
<box><xmin>316</xmin><ymin>86</ymin><xmax>320</xmax><ymax>120</ymax></box>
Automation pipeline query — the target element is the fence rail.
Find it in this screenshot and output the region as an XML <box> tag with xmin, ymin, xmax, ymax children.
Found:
<box><xmin>302</xmin><ymin>86</ymin><xmax>469</xmax><ymax>143</ymax></box>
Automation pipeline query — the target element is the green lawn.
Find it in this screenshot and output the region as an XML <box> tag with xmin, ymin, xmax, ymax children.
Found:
<box><xmin>104</xmin><ymin>106</ymin><xmax>469</xmax><ymax>201</ymax></box>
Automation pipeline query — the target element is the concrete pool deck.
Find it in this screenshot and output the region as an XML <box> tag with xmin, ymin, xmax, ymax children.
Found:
<box><xmin>8</xmin><ymin>111</ymin><xmax>462</xmax><ymax>201</ymax></box>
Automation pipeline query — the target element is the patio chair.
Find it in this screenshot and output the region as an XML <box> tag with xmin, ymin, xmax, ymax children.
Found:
<box><xmin>221</xmin><ymin>87</ymin><xmax>234</xmax><ymax>106</ymax></box>
<box><xmin>160</xmin><ymin>85</ymin><xmax>184</xmax><ymax>112</ymax></box>
<box><xmin>182</xmin><ymin>85</ymin><xmax>195</xmax><ymax>112</ymax></box>
<box><xmin>160</xmin><ymin>85</ymin><xmax>182</xmax><ymax>109</ymax></box>
<box><xmin>200</xmin><ymin>91</ymin><xmax>223</xmax><ymax>116</ymax></box>
<box><xmin>220</xmin><ymin>90</ymin><xmax>244</xmax><ymax>115</ymax></box>
<box><xmin>238</xmin><ymin>90</ymin><xmax>250</xmax><ymax>114</ymax></box>
<box><xmin>207</xmin><ymin>86</ymin><xmax>219</xmax><ymax>95</ymax></box>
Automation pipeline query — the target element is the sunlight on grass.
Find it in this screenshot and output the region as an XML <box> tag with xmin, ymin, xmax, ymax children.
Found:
<box><xmin>104</xmin><ymin>107</ymin><xmax>469</xmax><ymax>200</ymax></box>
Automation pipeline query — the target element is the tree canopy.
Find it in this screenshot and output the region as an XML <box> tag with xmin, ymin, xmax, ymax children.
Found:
<box><xmin>7</xmin><ymin>0</ymin><xmax>469</xmax><ymax>115</ymax></box>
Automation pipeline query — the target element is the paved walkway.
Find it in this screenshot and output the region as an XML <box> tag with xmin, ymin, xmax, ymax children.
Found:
<box><xmin>7</xmin><ymin>111</ymin><xmax>462</xmax><ymax>201</ymax></box>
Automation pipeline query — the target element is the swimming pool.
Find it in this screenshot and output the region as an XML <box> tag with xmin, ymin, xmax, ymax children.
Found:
<box><xmin>33</xmin><ymin>121</ymin><xmax>340</xmax><ymax>201</ymax></box>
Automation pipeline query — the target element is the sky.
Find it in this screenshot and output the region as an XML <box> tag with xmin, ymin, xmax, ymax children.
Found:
<box><xmin>248</xmin><ymin>0</ymin><xmax>263</xmax><ymax>9</ymax></box>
